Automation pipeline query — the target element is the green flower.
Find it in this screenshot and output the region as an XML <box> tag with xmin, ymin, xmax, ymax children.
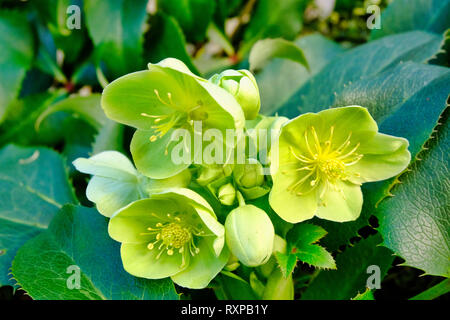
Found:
<box><xmin>225</xmin><ymin>204</ymin><xmax>274</xmax><ymax>267</ymax></box>
<box><xmin>270</xmin><ymin>106</ymin><xmax>411</xmax><ymax>223</ymax></box>
<box><xmin>101</xmin><ymin>58</ymin><xmax>245</xmax><ymax>179</ymax></box>
<box><xmin>73</xmin><ymin>151</ymin><xmax>190</xmax><ymax>217</ymax></box>
<box><xmin>210</xmin><ymin>69</ymin><xmax>260</xmax><ymax>120</ymax></box>
<box><xmin>108</xmin><ymin>188</ymin><xmax>229</xmax><ymax>289</ymax></box>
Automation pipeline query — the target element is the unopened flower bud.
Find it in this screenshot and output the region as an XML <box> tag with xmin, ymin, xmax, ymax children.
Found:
<box><xmin>210</xmin><ymin>69</ymin><xmax>260</xmax><ymax>120</ymax></box>
<box><xmin>218</xmin><ymin>183</ymin><xmax>236</xmax><ymax>206</ymax></box>
<box><xmin>234</xmin><ymin>159</ymin><xmax>265</xmax><ymax>189</ymax></box>
<box><xmin>225</xmin><ymin>205</ymin><xmax>274</xmax><ymax>267</ymax></box>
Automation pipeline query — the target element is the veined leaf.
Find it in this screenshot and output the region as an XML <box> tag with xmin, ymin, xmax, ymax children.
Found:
<box><xmin>301</xmin><ymin>234</ymin><xmax>394</xmax><ymax>300</ymax></box>
<box><xmin>256</xmin><ymin>34</ymin><xmax>344</xmax><ymax>115</ymax></box>
<box><xmin>371</xmin><ymin>0</ymin><xmax>450</xmax><ymax>40</ymax></box>
<box><xmin>35</xmin><ymin>94</ymin><xmax>106</xmax><ymax>131</ymax></box>
<box><xmin>276</xmin><ymin>223</ymin><xmax>335</xmax><ymax>278</ymax></box>
<box><xmin>277</xmin><ymin>31</ymin><xmax>443</xmax><ymax>118</ymax></box>
<box><xmin>249</xmin><ymin>38</ymin><xmax>309</xmax><ymax>72</ymax></box>
<box><xmin>376</xmin><ymin>111</ymin><xmax>450</xmax><ymax>277</ymax></box>
<box><xmin>11</xmin><ymin>205</ymin><xmax>179</xmax><ymax>299</ymax></box>
<box><xmin>0</xmin><ymin>10</ymin><xmax>34</xmax><ymax>124</ymax></box>
<box><xmin>0</xmin><ymin>145</ymin><xmax>77</xmax><ymax>286</ymax></box>
<box><xmin>84</xmin><ymin>0</ymin><xmax>148</xmax><ymax>79</ymax></box>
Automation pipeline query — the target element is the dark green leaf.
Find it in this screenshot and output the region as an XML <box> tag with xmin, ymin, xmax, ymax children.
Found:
<box><xmin>158</xmin><ymin>0</ymin><xmax>215</xmax><ymax>42</ymax></box>
<box><xmin>256</xmin><ymin>33</ymin><xmax>344</xmax><ymax>115</ymax></box>
<box><xmin>0</xmin><ymin>10</ymin><xmax>34</xmax><ymax>123</ymax></box>
<box><xmin>0</xmin><ymin>145</ymin><xmax>77</xmax><ymax>286</ymax></box>
<box><xmin>241</xmin><ymin>0</ymin><xmax>307</xmax><ymax>55</ymax></box>
<box><xmin>301</xmin><ymin>234</ymin><xmax>394</xmax><ymax>300</ymax></box>
<box><xmin>277</xmin><ymin>31</ymin><xmax>443</xmax><ymax>118</ymax></box>
<box><xmin>84</xmin><ymin>0</ymin><xmax>148</xmax><ymax>78</ymax></box>
<box><xmin>12</xmin><ymin>205</ymin><xmax>179</xmax><ymax>299</ymax></box>
<box><xmin>371</xmin><ymin>0</ymin><xmax>450</xmax><ymax>40</ymax></box>
<box><xmin>376</xmin><ymin>112</ymin><xmax>450</xmax><ymax>277</ymax></box>
<box><xmin>144</xmin><ymin>13</ymin><xmax>199</xmax><ymax>74</ymax></box>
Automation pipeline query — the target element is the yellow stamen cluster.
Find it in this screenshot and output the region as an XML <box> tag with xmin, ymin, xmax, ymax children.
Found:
<box><xmin>141</xmin><ymin>89</ymin><xmax>186</xmax><ymax>144</ymax></box>
<box><xmin>285</xmin><ymin>126</ymin><xmax>363</xmax><ymax>203</ymax></box>
<box><xmin>141</xmin><ymin>213</ymin><xmax>204</xmax><ymax>267</ymax></box>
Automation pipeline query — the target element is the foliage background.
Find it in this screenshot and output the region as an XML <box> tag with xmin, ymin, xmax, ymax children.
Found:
<box><xmin>0</xmin><ymin>0</ymin><xmax>449</xmax><ymax>300</ymax></box>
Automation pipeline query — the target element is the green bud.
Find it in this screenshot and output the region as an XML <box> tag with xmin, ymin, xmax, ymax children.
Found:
<box><xmin>225</xmin><ymin>205</ymin><xmax>274</xmax><ymax>267</ymax></box>
<box><xmin>210</xmin><ymin>69</ymin><xmax>260</xmax><ymax>120</ymax></box>
<box><xmin>234</xmin><ymin>159</ymin><xmax>265</xmax><ymax>188</ymax></box>
<box><xmin>218</xmin><ymin>183</ymin><xmax>236</xmax><ymax>206</ymax></box>
<box><xmin>262</xmin><ymin>268</ymin><xmax>294</xmax><ymax>300</ymax></box>
<box><xmin>258</xmin><ymin>235</ymin><xmax>287</xmax><ymax>278</ymax></box>
<box><xmin>224</xmin><ymin>254</ymin><xmax>240</xmax><ymax>272</ymax></box>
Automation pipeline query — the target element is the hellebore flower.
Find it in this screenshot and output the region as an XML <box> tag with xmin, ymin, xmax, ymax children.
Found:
<box><xmin>225</xmin><ymin>204</ymin><xmax>274</xmax><ymax>267</ymax></box>
<box><xmin>101</xmin><ymin>58</ymin><xmax>245</xmax><ymax>179</ymax></box>
<box><xmin>108</xmin><ymin>188</ymin><xmax>229</xmax><ymax>289</ymax></box>
<box><xmin>270</xmin><ymin>106</ymin><xmax>411</xmax><ymax>223</ymax></box>
<box><xmin>210</xmin><ymin>69</ymin><xmax>261</xmax><ymax>120</ymax></box>
<box><xmin>73</xmin><ymin>151</ymin><xmax>191</xmax><ymax>217</ymax></box>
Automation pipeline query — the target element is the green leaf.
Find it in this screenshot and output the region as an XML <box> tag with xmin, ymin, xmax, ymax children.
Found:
<box><xmin>144</xmin><ymin>13</ymin><xmax>199</xmax><ymax>75</ymax></box>
<box><xmin>84</xmin><ymin>0</ymin><xmax>148</xmax><ymax>78</ymax></box>
<box><xmin>91</xmin><ymin>118</ymin><xmax>125</xmax><ymax>154</ymax></box>
<box><xmin>371</xmin><ymin>0</ymin><xmax>450</xmax><ymax>40</ymax></box>
<box><xmin>278</xmin><ymin>224</ymin><xmax>335</xmax><ymax>276</ymax></box>
<box><xmin>277</xmin><ymin>31</ymin><xmax>444</xmax><ymax>118</ymax></box>
<box><xmin>249</xmin><ymin>38</ymin><xmax>309</xmax><ymax>72</ymax></box>
<box><xmin>256</xmin><ymin>34</ymin><xmax>344</xmax><ymax>115</ymax></box>
<box><xmin>35</xmin><ymin>94</ymin><xmax>107</xmax><ymax>131</ymax></box>
<box><xmin>11</xmin><ymin>205</ymin><xmax>179</xmax><ymax>299</ymax></box>
<box><xmin>376</xmin><ymin>113</ymin><xmax>450</xmax><ymax>277</ymax></box>
<box><xmin>32</xmin><ymin>0</ymin><xmax>86</xmax><ymax>64</ymax></box>
<box><xmin>241</xmin><ymin>0</ymin><xmax>307</xmax><ymax>55</ymax></box>
<box><xmin>215</xmin><ymin>273</ymin><xmax>259</xmax><ymax>300</ymax></box>
<box><xmin>0</xmin><ymin>145</ymin><xmax>77</xmax><ymax>286</ymax></box>
<box><xmin>274</xmin><ymin>252</ymin><xmax>297</xmax><ymax>278</ymax></box>
<box><xmin>410</xmin><ymin>279</ymin><xmax>450</xmax><ymax>300</ymax></box>
<box><xmin>301</xmin><ymin>234</ymin><xmax>394</xmax><ymax>300</ymax></box>
<box><xmin>351</xmin><ymin>288</ymin><xmax>375</xmax><ymax>300</ymax></box>
<box><xmin>0</xmin><ymin>10</ymin><xmax>34</xmax><ymax>124</ymax></box>
<box><xmin>158</xmin><ymin>0</ymin><xmax>215</xmax><ymax>42</ymax></box>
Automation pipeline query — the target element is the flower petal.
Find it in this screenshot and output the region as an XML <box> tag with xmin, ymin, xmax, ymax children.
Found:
<box><xmin>108</xmin><ymin>198</ymin><xmax>180</xmax><ymax>243</ymax></box>
<box><xmin>170</xmin><ymin>238</ymin><xmax>229</xmax><ymax>289</ymax></box>
<box><xmin>121</xmin><ymin>243</ymin><xmax>188</xmax><ymax>279</ymax></box>
<box><xmin>86</xmin><ymin>176</ymin><xmax>141</xmax><ymax>217</ymax></box>
<box><xmin>131</xmin><ymin>128</ymin><xmax>193</xmax><ymax>179</ymax></box>
<box><xmin>269</xmin><ymin>171</ymin><xmax>318</xmax><ymax>223</ymax></box>
<box><xmin>348</xmin><ymin>133</ymin><xmax>411</xmax><ymax>183</ymax></box>
<box><xmin>73</xmin><ymin>151</ymin><xmax>137</xmax><ymax>181</ymax></box>
<box><xmin>315</xmin><ymin>180</ymin><xmax>363</xmax><ymax>222</ymax></box>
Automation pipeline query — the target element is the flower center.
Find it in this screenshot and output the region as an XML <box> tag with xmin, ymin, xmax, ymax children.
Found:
<box><xmin>160</xmin><ymin>223</ymin><xmax>191</xmax><ymax>248</ymax></box>
<box><xmin>318</xmin><ymin>158</ymin><xmax>346</xmax><ymax>180</ymax></box>
<box><xmin>140</xmin><ymin>213</ymin><xmax>205</xmax><ymax>267</ymax></box>
<box><xmin>285</xmin><ymin>126</ymin><xmax>363</xmax><ymax>201</ymax></box>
